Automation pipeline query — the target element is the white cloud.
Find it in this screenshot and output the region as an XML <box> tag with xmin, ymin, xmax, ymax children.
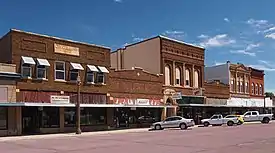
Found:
<box><xmin>224</xmin><ymin>18</ymin><xmax>230</xmax><ymax>22</ymax></box>
<box><xmin>265</xmin><ymin>33</ymin><xmax>275</xmax><ymax>39</ymax></box>
<box><xmin>114</xmin><ymin>0</ymin><xmax>122</xmax><ymax>2</ymax></box>
<box><xmin>199</xmin><ymin>34</ymin><xmax>236</xmax><ymax>47</ymax></box>
<box><xmin>246</xmin><ymin>43</ymin><xmax>260</xmax><ymax>50</ymax></box>
<box><xmin>133</xmin><ymin>37</ymin><xmax>143</xmax><ymax>42</ymax></box>
<box><xmin>249</xmin><ymin>60</ymin><xmax>275</xmax><ymax>72</ymax></box>
<box><xmin>230</xmin><ymin>50</ymin><xmax>256</xmax><ymax>56</ymax></box>
<box><xmin>197</xmin><ymin>34</ymin><xmax>209</xmax><ymax>39</ymax></box>
<box><xmin>263</xmin><ymin>26</ymin><xmax>275</xmax><ymax>33</ymax></box>
<box><xmin>163</xmin><ymin>30</ymin><xmax>185</xmax><ymax>39</ymax></box>
<box><xmin>247</xmin><ymin>18</ymin><xmax>268</xmax><ymax>27</ymax></box>
<box><xmin>164</xmin><ymin>30</ymin><xmax>184</xmax><ymax>35</ymax></box>
<box><xmin>249</xmin><ymin>64</ymin><xmax>275</xmax><ymax>71</ymax></box>
<box><xmin>214</xmin><ymin>61</ymin><xmax>225</xmax><ymax>65</ymax></box>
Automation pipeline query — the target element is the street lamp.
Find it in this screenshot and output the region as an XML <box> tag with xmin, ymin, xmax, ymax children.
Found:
<box><xmin>76</xmin><ymin>74</ymin><xmax>81</xmax><ymax>134</ymax></box>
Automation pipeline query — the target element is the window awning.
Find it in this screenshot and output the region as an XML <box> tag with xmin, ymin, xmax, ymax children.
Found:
<box><xmin>97</xmin><ymin>66</ymin><xmax>109</xmax><ymax>73</ymax></box>
<box><xmin>70</xmin><ymin>62</ymin><xmax>84</xmax><ymax>70</ymax></box>
<box><xmin>21</xmin><ymin>56</ymin><xmax>35</xmax><ymax>65</ymax></box>
<box><xmin>87</xmin><ymin>65</ymin><xmax>99</xmax><ymax>72</ymax></box>
<box><xmin>37</xmin><ymin>58</ymin><xmax>50</xmax><ymax>66</ymax></box>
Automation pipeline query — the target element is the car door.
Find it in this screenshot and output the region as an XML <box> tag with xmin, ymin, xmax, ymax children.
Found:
<box><xmin>243</xmin><ymin>112</ymin><xmax>252</xmax><ymax>122</ymax></box>
<box><xmin>210</xmin><ymin>115</ymin><xmax>221</xmax><ymax>125</ymax></box>
<box><xmin>162</xmin><ymin>117</ymin><xmax>175</xmax><ymax>128</ymax></box>
<box><xmin>251</xmin><ymin>112</ymin><xmax>259</xmax><ymax>121</ymax></box>
<box><xmin>170</xmin><ymin>117</ymin><xmax>182</xmax><ymax>128</ymax></box>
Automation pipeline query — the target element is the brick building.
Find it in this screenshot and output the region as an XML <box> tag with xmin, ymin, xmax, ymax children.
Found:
<box><xmin>111</xmin><ymin>36</ymin><xmax>205</xmax><ymax>120</ymax></box>
<box><xmin>108</xmin><ymin>67</ymin><xmax>174</xmax><ymax>128</ymax></box>
<box><xmin>0</xmin><ymin>29</ymin><xmax>112</xmax><ymax>135</ymax></box>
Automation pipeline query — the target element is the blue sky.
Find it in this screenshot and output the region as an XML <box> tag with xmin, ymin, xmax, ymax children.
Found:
<box><xmin>1</xmin><ymin>0</ymin><xmax>275</xmax><ymax>91</ymax></box>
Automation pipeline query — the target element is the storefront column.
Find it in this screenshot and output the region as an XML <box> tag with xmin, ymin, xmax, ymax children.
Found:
<box><xmin>192</xmin><ymin>65</ymin><xmax>195</xmax><ymax>87</ymax></box>
<box><xmin>15</xmin><ymin>107</ymin><xmax>22</xmax><ymax>135</ymax></box>
<box><xmin>161</xmin><ymin>107</ymin><xmax>167</xmax><ymax>120</ymax></box>
<box><xmin>59</xmin><ymin>107</ymin><xmax>64</xmax><ymax>132</ymax></box>
<box><xmin>106</xmin><ymin>108</ymin><xmax>114</xmax><ymax>128</ymax></box>
<box><xmin>182</xmin><ymin>63</ymin><xmax>186</xmax><ymax>86</ymax></box>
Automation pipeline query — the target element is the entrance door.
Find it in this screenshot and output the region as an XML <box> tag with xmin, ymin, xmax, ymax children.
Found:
<box><xmin>22</xmin><ymin>107</ymin><xmax>40</xmax><ymax>134</ymax></box>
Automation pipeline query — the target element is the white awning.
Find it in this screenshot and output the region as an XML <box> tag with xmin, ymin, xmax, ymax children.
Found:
<box><xmin>70</xmin><ymin>62</ymin><xmax>84</xmax><ymax>70</ymax></box>
<box><xmin>37</xmin><ymin>58</ymin><xmax>50</xmax><ymax>66</ymax></box>
<box><xmin>87</xmin><ymin>65</ymin><xmax>99</xmax><ymax>72</ymax></box>
<box><xmin>21</xmin><ymin>56</ymin><xmax>35</xmax><ymax>65</ymax></box>
<box><xmin>97</xmin><ymin>66</ymin><xmax>109</xmax><ymax>73</ymax></box>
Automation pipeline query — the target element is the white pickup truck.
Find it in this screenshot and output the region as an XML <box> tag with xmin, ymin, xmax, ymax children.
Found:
<box><xmin>201</xmin><ymin>114</ymin><xmax>239</xmax><ymax>127</ymax></box>
<box><xmin>242</xmin><ymin>111</ymin><xmax>273</xmax><ymax>124</ymax></box>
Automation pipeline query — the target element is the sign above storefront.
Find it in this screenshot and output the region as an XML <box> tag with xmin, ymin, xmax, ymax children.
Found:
<box><xmin>50</xmin><ymin>96</ymin><xmax>70</xmax><ymax>104</ymax></box>
<box><xmin>113</xmin><ymin>98</ymin><xmax>162</xmax><ymax>106</ymax></box>
<box><xmin>172</xmin><ymin>92</ymin><xmax>182</xmax><ymax>100</ymax></box>
<box><xmin>54</xmin><ymin>43</ymin><xmax>79</xmax><ymax>56</ymax></box>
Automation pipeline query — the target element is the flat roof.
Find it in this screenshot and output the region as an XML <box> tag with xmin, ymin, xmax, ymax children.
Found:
<box><xmin>10</xmin><ymin>29</ymin><xmax>111</xmax><ymax>50</ymax></box>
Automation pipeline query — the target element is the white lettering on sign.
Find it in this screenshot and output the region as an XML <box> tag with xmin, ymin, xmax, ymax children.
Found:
<box><xmin>136</xmin><ymin>99</ymin><xmax>150</xmax><ymax>105</ymax></box>
<box><xmin>51</xmin><ymin>96</ymin><xmax>70</xmax><ymax>104</ymax></box>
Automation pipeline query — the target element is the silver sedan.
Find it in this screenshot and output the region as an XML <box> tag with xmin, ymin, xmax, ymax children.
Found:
<box><xmin>151</xmin><ymin>116</ymin><xmax>195</xmax><ymax>130</ymax></box>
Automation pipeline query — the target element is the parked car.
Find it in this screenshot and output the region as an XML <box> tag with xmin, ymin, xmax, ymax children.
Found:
<box><xmin>242</xmin><ymin>111</ymin><xmax>273</xmax><ymax>124</ymax></box>
<box><xmin>224</xmin><ymin>115</ymin><xmax>244</xmax><ymax>125</ymax></box>
<box><xmin>137</xmin><ymin>116</ymin><xmax>156</xmax><ymax>124</ymax></box>
<box><xmin>201</xmin><ymin>114</ymin><xmax>239</xmax><ymax>127</ymax></box>
<box><xmin>151</xmin><ymin>116</ymin><xmax>195</xmax><ymax>130</ymax></box>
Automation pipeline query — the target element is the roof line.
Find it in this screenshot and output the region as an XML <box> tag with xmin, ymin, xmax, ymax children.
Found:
<box><xmin>10</xmin><ymin>29</ymin><xmax>111</xmax><ymax>50</ymax></box>
<box><xmin>158</xmin><ymin>35</ymin><xmax>205</xmax><ymax>49</ymax></box>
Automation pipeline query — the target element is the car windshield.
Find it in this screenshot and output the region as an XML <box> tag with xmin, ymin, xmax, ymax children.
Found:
<box><xmin>225</xmin><ymin>115</ymin><xmax>236</xmax><ymax>118</ymax></box>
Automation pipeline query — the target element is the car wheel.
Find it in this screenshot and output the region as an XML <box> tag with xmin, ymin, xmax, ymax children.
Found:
<box><xmin>155</xmin><ymin>124</ymin><xmax>162</xmax><ymax>130</ymax></box>
<box><xmin>180</xmin><ymin>123</ymin><xmax>187</xmax><ymax>130</ymax></box>
<box><xmin>262</xmin><ymin>117</ymin><xmax>270</xmax><ymax>124</ymax></box>
<box><xmin>203</xmin><ymin>122</ymin><xmax>210</xmax><ymax>127</ymax></box>
<box><xmin>227</xmin><ymin>121</ymin><xmax>234</xmax><ymax>126</ymax></box>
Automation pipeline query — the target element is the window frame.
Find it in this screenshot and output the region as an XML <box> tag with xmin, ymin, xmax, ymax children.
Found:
<box><xmin>245</xmin><ymin>82</ymin><xmax>249</xmax><ymax>93</ymax></box>
<box><xmin>86</xmin><ymin>71</ymin><xmax>95</xmax><ymax>83</ymax></box>
<box><xmin>185</xmin><ymin>69</ymin><xmax>190</xmax><ymax>87</ymax></box>
<box><xmin>96</xmin><ymin>72</ymin><xmax>105</xmax><ymax>84</ymax></box>
<box><xmin>164</xmin><ymin>66</ymin><xmax>171</xmax><ymax>85</ymax></box>
<box><xmin>36</xmin><ymin>65</ymin><xmax>47</xmax><ymax>79</ymax></box>
<box><xmin>251</xmin><ymin>83</ymin><xmax>255</xmax><ymax>94</ymax></box>
<box><xmin>255</xmin><ymin>84</ymin><xmax>258</xmax><ymax>95</ymax></box>
<box><xmin>54</xmin><ymin>61</ymin><xmax>66</xmax><ymax>81</ymax></box>
<box><xmin>175</xmin><ymin>67</ymin><xmax>181</xmax><ymax>86</ymax></box>
<box><xmin>21</xmin><ymin>63</ymin><xmax>32</xmax><ymax>78</ymax></box>
<box><xmin>194</xmin><ymin>70</ymin><xmax>199</xmax><ymax>88</ymax></box>
<box><xmin>259</xmin><ymin>84</ymin><xmax>263</xmax><ymax>95</ymax></box>
<box><xmin>69</xmin><ymin>69</ymin><xmax>79</xmax><ymax>81</ymax></box>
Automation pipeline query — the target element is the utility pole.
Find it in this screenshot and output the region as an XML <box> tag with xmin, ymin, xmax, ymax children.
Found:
<box><xmin>76</xmin><ymin>74</ymin><xmax>81</xmax><ymax>134</ymax></box>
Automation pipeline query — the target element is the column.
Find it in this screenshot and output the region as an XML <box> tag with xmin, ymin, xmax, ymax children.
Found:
<box><xmin>173</xmin><ymin>61</ymin><xmax>176</xmax><ymax>85</ymax></box>
<box><xmin>235</xmin><ymin>72</ymin><xmax>238</xmax><ymax>92</ymax></box>
<box><xmin>192</xmin><ymin>65</ymin><xmax>195</xmax><ymax>87</ymax></box>
<box><xmin>161</xmin><ymin>107</ymin><xmax>167</xmax><ymax>120</ymax></box>
<box><xmin>182</xmin><ymin>63</ymin><xmax>186</xmax><ymax>86</ymax></box>
<box><xmin>59</xmin><ymin>107</ymin><xmax>64</xmax><ymax>132</ymax></box>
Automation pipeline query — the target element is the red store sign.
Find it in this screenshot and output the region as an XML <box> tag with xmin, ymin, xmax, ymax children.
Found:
<box><xmin>113</xmin><ymin>98</ymin><xmax>162</xmax><ymax>106</ymax></box>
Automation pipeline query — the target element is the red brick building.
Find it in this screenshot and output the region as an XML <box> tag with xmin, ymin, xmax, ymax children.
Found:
<box><xmin>250</xmin><ymin>67</ymin><xmax>264</xmax><ymax>98</ymax></box>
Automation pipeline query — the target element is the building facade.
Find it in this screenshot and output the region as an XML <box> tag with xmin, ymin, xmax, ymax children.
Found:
<box><xmin>108</xmin><ymin>67</ymin><xmax>174</xmax><ymax>128</ymax></box>
<box><xmin>0</xmin><ymin>29</ymin><xmax>112</xmax><ymax>135</ymax></box>
<box><xmin>111</xmin><ymin>36</ymin><xmax>205</xmax><ymax>119</ymax></box>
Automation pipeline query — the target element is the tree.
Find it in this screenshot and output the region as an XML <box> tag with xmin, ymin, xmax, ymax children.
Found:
<box><xmin>265</xmin><ymin>92</ymin><xmax>274</xmax><ymax>98</ymax></box>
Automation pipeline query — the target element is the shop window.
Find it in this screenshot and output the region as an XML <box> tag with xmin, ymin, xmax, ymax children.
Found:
<box><xmin>259</xmin><ymin>84</ymin><xmax>263</xmax><ymax>95</ymax></box>
<box><xmin>255</xmin><ymin>84</ymin><xmax>258</xmax><ymax>95</ymax></box>
<box><xmin>37</xmin><ymin>65</ymin><xmax>47</xmax><ymax>79</ymax></box>
<box><xmin>194</xmin><ymin>70</ymin><xmax>199</xmax><ymax>88</ymax></box>
<box><xmin>175</xmin><ymin>67</ymin><xmax>181</xmax><ymax>85</ymax></box>
<box><xmin>251</xmin><ymin>83</ymin><xmax>255</xmax><ymax>94</ymax></box>
<box><xmin>185</xmin><ymin>69</ymin><xmax>190</xmax><ymax>86</ymax></box>
<box><xmin>0</xmin><ymin>107</ymin><xmax>7</xmax><ymax>130</ymax></box>
<box><xmin>55</xmin><ymin>61</ymin><xmax>65</xmax><ymax>80</ymax></box>
<box><xmin>164</xmin><ymin>66</ymin><xmax>171</xmax><ymax>85</ymax></box>
<box><xmin>21</xmin><ymin>64</ymin><xmax>32</xmax><ymax>78</ymax></box>
<box><xmin>41</xmin><ymin>107</ymin><xmax>60</xmax><ymax>128</ymax></box>
<box><xmin>64</xmin><ymin>108</ymin><xmax>76</xmax><ymax>127</ymax></box>
<box><xmin>86</xmin><ymin>72</ymin><xmax>95</xmax><ymax>83</ymax></box>
<box><xmin>96</xmin><ymin>72</ymin><xmax>104</xmax><ymax>83</ymax></box>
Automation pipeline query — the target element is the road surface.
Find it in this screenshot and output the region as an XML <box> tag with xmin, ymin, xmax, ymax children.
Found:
<box><xmin>0</xmin><ymin>123</ymin><xmax>274</xmax><ymax>153</ymax></box>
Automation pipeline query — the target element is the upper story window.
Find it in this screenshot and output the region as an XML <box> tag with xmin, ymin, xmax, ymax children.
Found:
<box><xmin>240</xmin><ymin>82</ymin><xmax>243</xmax><ymax>93</ymax></box>
<box><xmin>86</xmin><ymin>65</ymin><xmax>99</xmax><ymax>83</ymax></box>
<box><xmin>164</xmin><ymin>66</ymin><xmax>171</xmax><ymax>85</ymax></box>
<box><xmin>255</xmin><ymin>84</ymin><xmax>258</xmax><ymax>95</ymax></box>
<box><xmin>194</xmin><ymin>70</ymin><xmax>199</xmax><ymax>88</ymax></box>
<box><xmin>69</xmin><ymin>62</ymin><xmax>84</xmax><ymax>81</ymax></box>
<box><xmin>230</xmin><ymin>79</ymin><xmax>235</xmax><ymax>92</ymax></box>
<box><xmin>259</xmin><ymin>84</ymin><xmax>263</xmax><ymax>95</ymax></box>
<box><xmin>185</xmin><ymin>69</ymin><xmax>190</xmax><ymax>87</ymax></box>
<box><xmin>237</xmin><ymin>81</ymin><xmax>240</xmax><ymax>93</ymax></box>
<box><xmin>36</xmin><ymin>58</ymin><xmax>50</xmax><ymax>79</ymax></box>
<box><xmin>96</xmin><ymin>66</ymin><xmax>109</xmax><ymax>84</ymax></box>
<box><xmin>175</xmin><ymin>67</ymin><xmax>181</xmax><ymax>86</ymax></box>
<box><xmin>21</xmin><ymin>56</ymin><xmax>36</xmax><ymax>78</ymax></box>
<box><xmin>55</xmin><ymin>61</ymin><xmax>66</xmax><ymax>81</ymax></box>
<box><xmin>245</xmin><ymin>82</ymin><xmax>249</xmax><ymax>93</ymax></box>
<box><xmin>251</xmin><ymin>83</ymin><xmax>255</xmax><ymax>94</ymax></box>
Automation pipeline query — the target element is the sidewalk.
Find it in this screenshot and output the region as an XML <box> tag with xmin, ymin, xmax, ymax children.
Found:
<box><xmin>0</xmin><ymin>121</ymin><xmax>271</xmax><ymax>142</ymax></box>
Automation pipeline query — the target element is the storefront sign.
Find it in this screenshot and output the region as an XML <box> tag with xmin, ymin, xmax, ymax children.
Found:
<box><xmin>114</xmin><ymin>98</ymin><xmax>135</xmax><ymax>105</ymax></box>
<box><xmin>136</xmin><ymin>99</ymin><xmax>150</xmax><ymax>105</ymax></box>
<box><xmin>54</xmin><ymin>43</ymin><xmax>79</xmax><ymax>56</ymax></box>
<box><xmin>50</xmin><ymin>96</ymin><xmax>70</xmax><ymax>104</ymax></box>
<box><xmin>172</xmin><ymin>92</ymin><xmax>182</xmax><ymax>100</ymax></box>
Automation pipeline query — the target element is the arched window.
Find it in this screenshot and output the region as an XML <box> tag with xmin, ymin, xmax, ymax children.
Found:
<box><xmin>194</xmin><ymin>70</ymin><xmax>199</xmax><ymax>88</ymax></box>
<box><xmin>255</xmin><ymin>84</ymin><xmax>259</xmax><ymax>95</ymax></box>
<box><xmin>240</xmin><ymin>82</ymin><xmax>243</xmax><ymax>93</ymax></box>
<box><xmin>251</xmin><ymin>83</ymin><xmax>254</xmax><ymax>94</ymax></box>
<box><xmin>237</xmin><ymin>81</ymin><xmax>240</xmax><ymax>92</ymax></box>
<box><xmin>259</xmin><ymin>84</ymin><xmax>262</xmax><ymax>95</ymax></box>
<box><xmin>245</xmin><ymin>82</ymin><xmax>249</xmax><ymax>93</ymax></box>
<box><xmin>165</xmin><ymin>66</ymin><xmax>171</xmax><ymax>85</ymax></box>
<box><xmin>175</xmin><ymin>67</ymin><xmax>181</xmax><ymax>85</ymax></box>
<box><xmin>185</xmin><ymin>69</ymin><xmax>190</xmax><ymax>86</ymax></box>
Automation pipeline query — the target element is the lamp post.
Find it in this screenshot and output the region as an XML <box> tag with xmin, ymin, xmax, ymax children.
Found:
<box><xmin>76</xmin><ymin>74</ymin><xmax>81</xmax><ymax>134</ymax></box>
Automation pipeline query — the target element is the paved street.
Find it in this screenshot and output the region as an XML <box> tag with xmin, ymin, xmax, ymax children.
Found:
<box><xmin>0</xmin><ymin>123</ymin><xmax>275</xmax><ymax>153</ymax></box>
